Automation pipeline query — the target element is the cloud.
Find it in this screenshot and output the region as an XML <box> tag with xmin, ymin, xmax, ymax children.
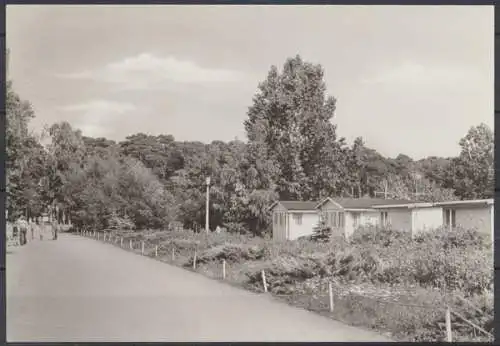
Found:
<box><xmin>361</xmin><ymin>61</ymin><xmax>483</xmax><ymax>87</ymax></box>
<box><xmin>58</xmin><ymin>100</ymin><xmax>137</xmax><ymax>137</ymax></box>
<box><xmin>58</xmin><ymin>53</ymin><xmax>245</xmax><ymax>90</ymax></box>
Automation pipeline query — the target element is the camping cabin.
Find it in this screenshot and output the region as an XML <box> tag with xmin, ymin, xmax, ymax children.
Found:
<box><xmin>268</xmin><ymin>201</ymin><xmax>319</xmax><ymax>241</ymax></box>
<box><xmin>373</xmin><ymin>198</ymin><xmax>494</xmax><ymax>238</ymax></box>
<box><xmin>315</xmin><ymin>197</ymin><xmax>412</xmax><ymax>239</ymax></box>
<box><xmin>434</xmin><ymin>199</ymin><xmax>494</xmax><ymax>239</ymax></box>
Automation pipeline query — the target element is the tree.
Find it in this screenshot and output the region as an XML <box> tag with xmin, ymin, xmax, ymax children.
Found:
<box><xmin>6</xmin><ymin>80</ymin><xmax>47</xmax><ymax>221</ymax></box>
<box><xmin>45</xmin><ymin>122</ymin><xmax>86</xmax><ymax>222</ymax></box>
<box><xmin>445</xmin><ymin>124</ymin><xmax>493</xmax><ymax>199</ymax></box>
<box><xmin>244</xmin><ymin>55</ymin><xmax>345</xmax><ymax>201</ymax></box>
<box><xmin>311</xmin><ymin>218</ymin><xmax>332</xmax><ymax>242</ymax></box>
<box><xmin>375</xmin><ymin>173</ymin><xmax>456</xmax><ymax>202</ymax></box>
<box><xmin>120</xmin><ymin>133</ymin><xmax>183</xmax><ymax>183</ymax></box>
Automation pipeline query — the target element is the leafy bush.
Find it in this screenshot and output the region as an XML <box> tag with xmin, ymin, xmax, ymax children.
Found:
<box><xmin>350</xmin><ymin>225</ymin><xmax>412</xmax><ymax>247</ymax></box>
<box><xmin>414</xmin><ymin>226</ymin><xmax>491</xmax><ymax>250</ymax></box>
<box><xmin>186</xmin><ymin>242</ymin><xmax>269</xmax><ymax>266</ymax></box>
<box><xmin>223</xmin><ymin>222</ymin><xmax>250</xmax><ymax>234</ymax></box>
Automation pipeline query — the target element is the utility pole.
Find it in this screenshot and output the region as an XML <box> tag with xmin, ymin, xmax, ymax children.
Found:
<box><xmin>205</xmin><ymin>177</ymin><xmax>210</xmax><ymax>234</ymax></box>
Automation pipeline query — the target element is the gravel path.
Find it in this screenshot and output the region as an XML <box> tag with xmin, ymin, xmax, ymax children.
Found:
<box><xmin>7</xmin><ymin>233</ymin><xmax>392</xmax><ymax>342</ymax></box>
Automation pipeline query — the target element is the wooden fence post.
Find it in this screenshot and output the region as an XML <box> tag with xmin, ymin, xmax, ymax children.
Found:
<box><xmin>222</xmin><ymin>259</ymin><xmax>226</xmax><ymax>280</ymax></box>
<box><xmin>129</xmin><ymin>239</ymin><xmax>132</xmax><ymax>249</ymax></box>
<box><xmin>141</xmin><ymin>241</ymin><xmax>145</xmax><ymax>255</ymax></box>
<box><xmin>445</xmin><ymin>307</ymin><xmax>452</xmax><ymax>342</ymax></box>
<box><xmin>120</xmin><ymin>237</ymin><xmax>123</xmax><ymax>247</ymax></box>
<box><xmin>261</xmin><ymin>270</ymin><xmax>268</xmax><ymax>293</ymax></box>
<box><xmin>155</xmin><ymin>245</ymin><xmax>158</xmax><ymax>257</ymax></box>
<box><xmin>172</xmin><ymin>248</ymin><xmax>175</xmax><ymax>261</ymax></box>
<box><xmin>328</xmin><ymin>282</ymin><xmax>334</xmax><ymax>312</ymax></box>
<box><xmin>97</xmin><ymin>232</ymin><xmax>100</xmax><ymax>241</ymax></box>
<box><xmin>193</xmin><ymin>249</ymin><xmax>197</xmax><ymax>270</ymax></box>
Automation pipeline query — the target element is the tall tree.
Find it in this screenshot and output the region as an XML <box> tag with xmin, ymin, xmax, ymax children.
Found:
<box><xmin>445</xmin><ymin>124</ymin><xmax>494</xmax><ymax>199</ymax></box>
<box><xmin>45</xmin><ymin>122</ymin><xmax>86</xmax><ymax>221</ymax></box>
<box><xmin>6</xmin><ymin>81</ymin><xmax>47</xmax><ymax>220</ymax></box>
<box><xmin>244</xmin><ymin>55</ymin><xmax>345</xmax><ymax>201</ymax></box>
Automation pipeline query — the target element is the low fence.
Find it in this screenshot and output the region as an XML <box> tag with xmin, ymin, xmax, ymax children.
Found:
<box><xmin>76</xmin><ymin>229</ymin><xmax>492</xmax><ymax>342</ymax></box>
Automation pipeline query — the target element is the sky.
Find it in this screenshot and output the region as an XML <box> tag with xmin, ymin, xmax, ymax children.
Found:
<box><xmin>6</xmin><ymin>5</ymin><xmax>493</xmax><ymax>159</ymax></box>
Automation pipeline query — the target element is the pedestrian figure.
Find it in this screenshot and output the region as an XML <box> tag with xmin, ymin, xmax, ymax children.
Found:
<box><xmin>52</xmin><ymin>221</ymin><xmax>59</xmax><ymax>240</ymax></box>
<box><xmin>18</xmin><ymin>217</ymin><xmax>28</xmax><ymax>246</ymax></box>
<box><xmin>12</xmin><ymin>225</ymin><xmax>19</xmax><ymax>246</ymax></box>
<box><xmin>30</xmin><ymin>220</ymin><xmax>35</xmax><ymax>240</ymax></box>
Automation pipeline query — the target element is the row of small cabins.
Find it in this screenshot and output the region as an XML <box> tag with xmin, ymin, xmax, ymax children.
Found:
<box><xmin>269</xmin><ymin>198</ymin><xmax>494</xmax><ymax>241</ymax></box>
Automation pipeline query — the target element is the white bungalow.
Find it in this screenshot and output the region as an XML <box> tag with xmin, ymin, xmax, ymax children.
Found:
<box><xmin>268</xmin><ymin>201</ymin><xmax>320</xmax><ymax>241</ymax></box>
<box><xmin>373</xmin><ymin>198</ymin><xmax>494</xmax><ymax>238</ymax></box>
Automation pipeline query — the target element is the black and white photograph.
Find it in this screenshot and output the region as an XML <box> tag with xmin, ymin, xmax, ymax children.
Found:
<box><xmin>5</xmin><ymin>4</ymin><xmax>493</xmax><ymax>342</ymax></box>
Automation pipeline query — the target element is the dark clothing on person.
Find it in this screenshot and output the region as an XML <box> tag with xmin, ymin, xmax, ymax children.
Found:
<box><xmin>53</xmin><ymin>224</ymin><xmax>58</xmax><ymax>240</ymax></box>
<box><xmin>13</xmin><ymin>226</ymin><xmax>19</xmax><ymax>240</ymax></box>
<box><xmin>20</xmin><ymin>226</ymin><xmax>27</xmax><ymax>245</ymax></box>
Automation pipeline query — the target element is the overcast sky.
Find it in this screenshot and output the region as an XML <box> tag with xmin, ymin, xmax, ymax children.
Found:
<box><xmin>7</xmin><ymin>5</ymin><xmax>493</xmax><ymax>159</ymax></box>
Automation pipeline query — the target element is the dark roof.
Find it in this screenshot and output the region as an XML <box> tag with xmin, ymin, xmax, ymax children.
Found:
<box><xmin>326</xmin><ymin>197</ymin><xmax>415</xmax><ymax>209</ymax></box>
<box><xmin>277</xmin><ymin>201</ymin><xmax>319</xmax><ymax>211</ymax></box>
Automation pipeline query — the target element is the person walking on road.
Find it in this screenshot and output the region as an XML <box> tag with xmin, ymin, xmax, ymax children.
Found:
<box><xmin>30</xmin><ymin>220</ymin><xmax>35</xmax><ymax>240</ymax></box>
<box><xmin>52</xmin><ymin>221</ymin><xmax>59</xmax><ymax>240</ymax></box>
<box><xmin>18</xmin><ymin>217</ymin><xmax>28</xmax><ymax>246</ymax></box>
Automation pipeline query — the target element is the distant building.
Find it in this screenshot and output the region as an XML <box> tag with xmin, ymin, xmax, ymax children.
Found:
<box><xmin>268</xmin><ymin>201</ymin><xmax>319</xmax><ymax>241</ymax></box>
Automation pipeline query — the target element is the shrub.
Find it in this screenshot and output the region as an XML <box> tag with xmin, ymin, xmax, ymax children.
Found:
<box><xmin>414</xmin><ymin>226</ymin><xmax>491</xmax><ymax>250</ymax></box>
<box><xmin>350</xmin><ymin>225</ymin><xmax>412</xmax><ymax>247</ymax></box>
<box><xmin>186</xmin><ymin>242</ymin><xmax>269</xmax><ymax>266</ymax></box>
<box><xmin>223</xmin><ymin>222</ymin><xmax>250</xmax><ymax>234</ymax></box>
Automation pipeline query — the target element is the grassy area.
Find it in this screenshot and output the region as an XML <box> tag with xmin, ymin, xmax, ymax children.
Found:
<box><xmin>97</xmin><ymin>226</ymin><xmax>493</xmax><ymax>342</ymax></box>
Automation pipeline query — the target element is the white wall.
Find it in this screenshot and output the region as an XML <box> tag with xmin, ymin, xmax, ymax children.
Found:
<box><xmin>360</xmin><ymin>211</ymin><xmax>380</xmax><ymax>226</ymax></box>
<box><xmin>344</xmin><ymin>212</ymin><xmax>355</xmax><ymax>238</ymax></box>
<box><xmin>412</xmin><ymin>207</ymin><xmax>443</xmax><ymax>236</ymax></box>
<box><xmin>454</xmin><ymin>205</ymin><xmax>492</xmax><ymax>236</ymax></box>
<box><xmin>288</xmin><ymin>212</ymin><xmax>320</xmax><ymax>240</ymax></box>
<box><xmin>490</xmin><ymin>205</ymin><xmax>494</xmax><ymax>243</ymax></box>
<box><xmin>386</xmin><ymin>209</ymin><xmax>413</xmax><ymax>232</ymax></box>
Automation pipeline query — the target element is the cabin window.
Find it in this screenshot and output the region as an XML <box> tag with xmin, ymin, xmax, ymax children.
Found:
<box><xmin>293</xmin><ymin>213</ymin><xmax>303</xmax><ymax>225</ymax></box>
<box><xmin>443</xmin><ymin>209</ymin><xmax>456</xmax><ymax>228</ymax></box>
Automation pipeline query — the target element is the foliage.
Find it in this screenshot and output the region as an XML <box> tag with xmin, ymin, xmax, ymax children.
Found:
<box><xmin>108</xmin><ymin>212</ymin><xmax>136</xmax><ymax>231</ymax></box>
<box><xmin>444</xmin><ymin>124</ymin><xmax>494</xmax><ymax>199</ymax></box>
<box><xmin>311</xmin><ymin>219</ymin><xmax>332</xmax><ymax>242</ymax></box>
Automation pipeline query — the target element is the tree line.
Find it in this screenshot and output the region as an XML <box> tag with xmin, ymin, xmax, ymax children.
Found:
<box><xmin>6</xmin><ymin>55</ymin><xmax>494</xmax><ymax>235</ymax></box>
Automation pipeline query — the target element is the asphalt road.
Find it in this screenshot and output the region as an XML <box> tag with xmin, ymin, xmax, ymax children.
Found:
<box><xmin>7</xmin><ymin>233</ymin><xmax>392</xmax><ymax>342</ymax></box>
